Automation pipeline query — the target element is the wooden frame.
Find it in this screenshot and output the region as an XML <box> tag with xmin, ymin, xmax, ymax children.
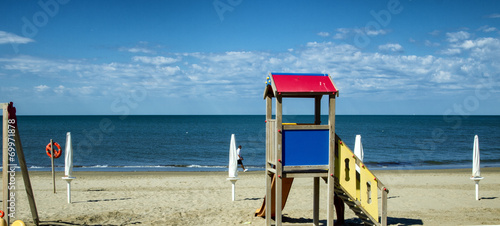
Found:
<box><xmin>263</xmin><ymin>73</ymin><xmax>339</xmax><ymax>226</ymax></box>
<box><xmin>2</xmin><ymin>103</ymin><xmax>8</xmax><ymax>221</ymax></box>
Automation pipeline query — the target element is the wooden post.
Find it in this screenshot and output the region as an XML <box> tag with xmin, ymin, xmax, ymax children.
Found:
<box><xmin>266</xmin><ymin>95</ymin><xmax>273</xmax><ymax>120</ymax></box>
<box><xmin>327</xmin><ymin>95</ymin><xmax>336</xmax><ymax>226</ymax></box>
<box><xmin>275</xmin><ymin>95</ymin><xmax>283</xmax><ymax>226</ymax></box>
<box><xmin>313</xmin><ymin>95</ymin><xmax>321</xmax><ymax>225</ymax></box>
<box><xmin>14</xmin><ymin>128</ymin><xmax>40</xmax><ymax>225</ymax></box>
<box><xmin>265</xmin><ymin>95</ymin><xmax>273</xmax><ymax>226</ymax></box>
<box><xmin>50</xmin><ymin>139</ymin><xmax>56</xmax><ymax>193</ymax></box>
<box><xmin>314</xmin><ymin>96</ymin><xmax>322</xmax><ymax>125</ymax></box>
<box><xmin>381</xmin><ymin>189</ymin><xmax>388</xmax><ymax>226</ymax></box>
<box><xmin>2</xmin><ymin>104</ymin><xmax>10</xmax><ymax>223</ymax></box>
<box><xmin>313</xmin><ymin>177</ymin><xmax>320</xmax><ymax>226</ymax></box>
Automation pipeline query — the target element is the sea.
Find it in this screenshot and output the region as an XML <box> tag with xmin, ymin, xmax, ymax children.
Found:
<box><xmin>8</xmin><ymin>115</ymin><xmax>500</xmax><ymax>172</ymax></box>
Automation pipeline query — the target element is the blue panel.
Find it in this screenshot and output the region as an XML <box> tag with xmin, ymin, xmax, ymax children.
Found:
<box><xmin>282</xmin><ymin>130</ymin><xmax>329</xmax><ymax>166</ymax></box>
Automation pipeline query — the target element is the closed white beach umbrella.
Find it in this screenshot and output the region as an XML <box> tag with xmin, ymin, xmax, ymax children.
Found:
<box><xmin>228</xmin><ymin>134</ymin><xmax>238</xmax><ymax>178</ymax></box>
<box><xmin>227</xmin><ymin>134</ymin><xmax>239</xmax><ymax>201</ymax></box>
<box><xmin>64</xmin><ymin>132</ymin><xmax>74</xmax><ymax>177</ymax></box>
<box><xmin>470</xmin><ymin>135</ymin><xmax>483</xmax><ymax>200</ymax></box>
<box><xmin>62</xmin><ymin>132</ymin><xmax>76</xmax><ymax>203</ymax></box>
<box><xmin>354</xmin><ymin>135</ymin><xmax>364</xmax><ymax>172</ymax></box>
<box><xmin>472</xmin><ymin>135</ymin><xmax>481</xmax><ymax>178</ymax></box>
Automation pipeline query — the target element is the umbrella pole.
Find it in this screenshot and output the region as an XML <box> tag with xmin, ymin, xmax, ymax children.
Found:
<box><xmin>65</xmin><ymin>179</ymin><xmax>72</xmax><ymax>203</ymax></box>
<box><xmin>227</xmin><ymin>178</ymin><xmax>238</xmax><ymax>201</ymax></box>
<box><xmin>471</xmin><ymin>177</ymin><xmax>483</xmax><ymax>200</ymax></box>
<box><xmin>475</xmin><ymin>180</ymin><xmax>480</xmax><ymax>201</ymax></box>
<box><xmin>232</xmin><ymin>182</ymin><xmax>236</xmax><ymax>201</ymax></box>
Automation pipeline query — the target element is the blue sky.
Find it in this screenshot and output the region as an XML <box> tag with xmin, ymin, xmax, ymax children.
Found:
<box><xmin>1</xmin><ymin>0</ymin><xmax>499</xmax><ymax>115</ymax></box>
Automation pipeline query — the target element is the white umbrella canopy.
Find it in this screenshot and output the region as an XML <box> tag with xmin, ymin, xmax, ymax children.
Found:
<box><xmin>354</xmin><ymin>135</ymin><xmax>364</xmax><ymax>172</ymax></box>
<box><xmin>62</xmin><ymin>132</ymin><xmax>76</xmax><ymax>203</ymax></box>
<box><xmin>227</xmin><ymin>134</ymin><xmax>239</xmax><ymax>201</ymax></box>
<box><xmin>472</xmin><ymin>135</ymin><xmax>481</xmax><ymax>178</ymax></box>
<box><xmin>228</xmin><ymin>134</ymin><xmax>238</xmax><ymax>178</ymax></box>
<box><xmin>471</xmin><ymin>135</ymin><xmax>483</xmax><ymax>201</ymax></box>
<box><xmin>64</xmin><ymin>132</ymin><xmax>74</xmax><ymax>177</ymax></box>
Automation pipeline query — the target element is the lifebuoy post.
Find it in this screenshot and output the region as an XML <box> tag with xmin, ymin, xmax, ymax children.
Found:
<box><xmin>50</xmin><ymin>139</ymin><xmax>56</xmax><ymax>193</ymax></box>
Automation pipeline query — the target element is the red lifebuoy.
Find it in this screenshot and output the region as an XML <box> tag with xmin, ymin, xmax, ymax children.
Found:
<box><xmin>46</xmin><ymin>142</ymin><xmax>62</xmax><ymax>159</ymax></box>
<box><xmin>0</xmin><ymin>209</ymin><xmax>4</xmax><ymax>218</ymax></box>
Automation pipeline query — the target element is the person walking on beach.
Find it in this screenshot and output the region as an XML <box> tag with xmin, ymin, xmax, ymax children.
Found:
<box><xmin>237</xmin><ymin>145</ymin><xmax>248</xmax><ymax>172</ymax></box>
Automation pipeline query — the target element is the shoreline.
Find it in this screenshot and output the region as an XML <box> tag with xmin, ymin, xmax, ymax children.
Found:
<box><xmin>23</xmin><ymin>166</ymin><xmax>500</xmax><ymax>174</ymax></box>
<box><xmin>18</xmin><ymin>163</ymin><xmax>500</xmax><ymax>173</ymax></box>
<box><xmin>7</xmin><ymin>167</ymin><xmax>500</xmax><ymax>225</ymax></box>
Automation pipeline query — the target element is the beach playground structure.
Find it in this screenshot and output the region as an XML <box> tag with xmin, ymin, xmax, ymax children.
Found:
<box><xmin>256</xmin><ymin>73</ymin><xmax>389</xmax><ymax>226</ymax></box>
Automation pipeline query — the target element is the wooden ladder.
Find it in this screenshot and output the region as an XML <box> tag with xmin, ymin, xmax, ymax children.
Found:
<box><xmin>334</xmin><ymin>135</ymin><xmax>388</xmax><ymax>226</ymax></box>
<box><xmin>334</xmin><ymin>185</ymin><xmax>379</xmax><ymax>226</ymax></box>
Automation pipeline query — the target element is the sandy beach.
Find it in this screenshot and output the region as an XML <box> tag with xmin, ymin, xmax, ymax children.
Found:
<box><xmin>4</xmin><ymin>167</ymin><xmax>500</xmax><ymax>225</ymax></box>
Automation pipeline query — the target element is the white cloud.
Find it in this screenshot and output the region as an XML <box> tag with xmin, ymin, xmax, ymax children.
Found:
<box><xmin>365</xmin><ymin>29</ymin><xmax>387</xmax><ymax>36</ymax></box>
<box><xmin>158</xmin><ymin>66</ymin><xmax>181</xmax><ymax>76</ymax></box>
<box><xmin>333</xmin><ymin>28</ymin><xmax>350</xmax><ymax>39</ymax></box>
<box><xmin>431</xmin><ymin>70</ymin><xmax>452</xmax><ymax>83</ymax></box>
<box><xmin>440</xmin><ymin>48</ymin><xmax>461</xmax><ymax>55</ymax></box>
<box><xmin>485</xmin><ymin>13</ymin><xmax>500</xmax><ymax>18</ymax></box>
<box><xmin>441</xmin><ymin>36</ymin><xmax>500</xmax><ymax>60</ymax></box>
<box><xmin>425</xmin><ymin>40</ymin><xmax>440</xmax><ymax>47</ymax></box>
<box><xmin>428</xmin><ymin>30</ymin><xmax>441</xmax><ymax>36</ymax></box>
<box><xmin>478</xmin><ymin>25</ymin><xmax>497</xmax><ymax>33</ymax></box>
<box><xmin>119</xmin><ymin>47</ymin><xmax>155</xmax><ymax>54</ymax></box>
<box><xmin>75</xmin><ymin>86</ymin><xmax>94</xmax><ymax>95</ymax></box>
<box><xmin>3</xmin><ymin>36</ymin><xmax>500</xmax><ymax>106</ymax></box>
<box><xmin>317</xmin><ymin>32</ymin><xmax>330</xmax><ymax>37</ymax></box>
<box><xmin>0</xmin><ymin>31</ymin><xmax>34</xmax><ymax>44</ymax></box>
<box><xmin>55</xmin><ymin>85</ymin><xmax>65</xmax><ymax>94</ymax></box>
<box><xmin>378</xmin><ymin>43</ymin><xmax>403</xmax><ymax>52</ymax></box>
<box><xmin>333</xmin><ymin>27</ymin><xmax>388</xmax><ymax>40</ymax></box>
<box><xmin>34</xmin><ymin>85</ymin><xmax>49</xmax><ymax>92</ymax></box>
<box><xmin>446</xmin><ymin>31</ymin><xmax>471</xmax><ymax>42</ymax></box>
<box><xmin>132</xmin><ymin>56</ymin><xmax>179</xmax><ymax>65</ymax></box>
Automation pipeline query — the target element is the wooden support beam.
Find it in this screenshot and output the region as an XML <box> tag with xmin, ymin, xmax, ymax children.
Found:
<box><xmin>265</xmin><ymin>95</ymin><xmax>273</xmax><ymax>226</ymax></box>
<box><xmin>265</xmin><ymin>171</ymin><xmax>272</xmax><ymax>226</ymax></box>
<box><xmin>282</xmin><ymin>125</ymin><xmax>329</xmax><ymax>131</ymax></box>
<box><xmin>4</xmin><ymin>103</ymin><xmax>40</xmax><ymax>225</ymax></box>
<box><xmin>313</xmin><ymin>177</ymin><xmax>320</xmax><ymax>226</ymax></box>
<box><xmin>275</xmin><ymin>95</ymin><xmax>283</xmax><ymax>226</ymax></box>
<box><xmin>14</xmin><ymin>128</ymin><xmax>40</xmax><ymax>225</ymax></box>
<box><xmin>266</xmin><ymin>96</ymin><xmax>273</xmax><ymax>121</ymax></box>
<box><xmin>2</xmin><ymin>104</ymin><xmax>9</xmax><ymax>223</ymax></box>
<box><xmin>327</xmin><ymin>95</ymin><xmax>336</xmax><ymax>226</ymax></box>
<box><xmin>381</xmin><ymin>189</ymin><xmax>388</xmax><ymax>226</ymax></box>
<box><xmin>0</xmin><ymin>103</ymin><xmax>10</xmax><ymax>222</ymax></box>
<box><xmin>314</xmin><ymin>96</ymin><xmax>322</xmax><ymax>125</ymax></box>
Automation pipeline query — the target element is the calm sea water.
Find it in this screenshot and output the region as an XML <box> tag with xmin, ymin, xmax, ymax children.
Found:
<box><xmin>10</xmin><ymin>115</ymin><xmax>500</xmax><ymax>171</ymax></box>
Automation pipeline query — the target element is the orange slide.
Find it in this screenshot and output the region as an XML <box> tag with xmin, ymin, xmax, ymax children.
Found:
<box><xmin>255</xmin><ymin>174</ymin><xmax>294</xmax><ymax>217</ymax></box>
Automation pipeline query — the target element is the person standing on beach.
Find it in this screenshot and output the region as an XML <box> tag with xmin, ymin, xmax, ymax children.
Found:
<box><xmin>237</xmin><ymin>145</ymin><xmax>248</xmax><ymax>172</ymax></box>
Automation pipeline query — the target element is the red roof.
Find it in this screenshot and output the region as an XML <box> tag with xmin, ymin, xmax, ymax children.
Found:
<box><xmin>264</xmin><ymin>73</ymin><xmax>338</xmax><ymax>98</ymax></box>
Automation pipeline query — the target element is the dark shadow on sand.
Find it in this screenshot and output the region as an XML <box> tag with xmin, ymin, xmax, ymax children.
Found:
<box><xmin>277</xmin><ymin>215</ymin><xmax>328</xmax><ymax>225</ymax></box>
<box><xmin>40</xmin><ymin>220</ymin><xmax>141</xmax><ymax>226</ymax></box>
<box><xmin>264</xmin><ymin>215</ymin><xmax>423</xmax><ymax>226</ymax></box>
<box><xmin>481</xmin><ymin>197</ymin><xmax>497</xmax><ymax>200</ymax></box>
<box><xmin>387</xmin><ymin>216</ymin><xmax>424</xmax><ymax>225</ymax></box>
<box><xmin>243</xmin><ymin>197</ymin><xmax>263</xmax><ymax>201</ymax></box>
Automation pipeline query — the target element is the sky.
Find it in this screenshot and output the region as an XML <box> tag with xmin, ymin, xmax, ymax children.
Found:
<box><xmin>1</xmin><ymin>0</ymin><xmax>499</xmax><ymax>115</ymax></box>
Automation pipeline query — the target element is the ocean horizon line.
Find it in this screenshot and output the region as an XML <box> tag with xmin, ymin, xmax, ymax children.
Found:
<box><xmin>16</xmin><ymin>114</ymin><xmax>500</xmax><ymax>117</ymax></box>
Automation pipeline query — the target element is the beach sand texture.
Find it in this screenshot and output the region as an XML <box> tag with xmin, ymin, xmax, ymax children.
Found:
<box><xmin>5</xmin><ymin>168</ymin><xmax>500</xmax><ymax>225</ymax></box>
